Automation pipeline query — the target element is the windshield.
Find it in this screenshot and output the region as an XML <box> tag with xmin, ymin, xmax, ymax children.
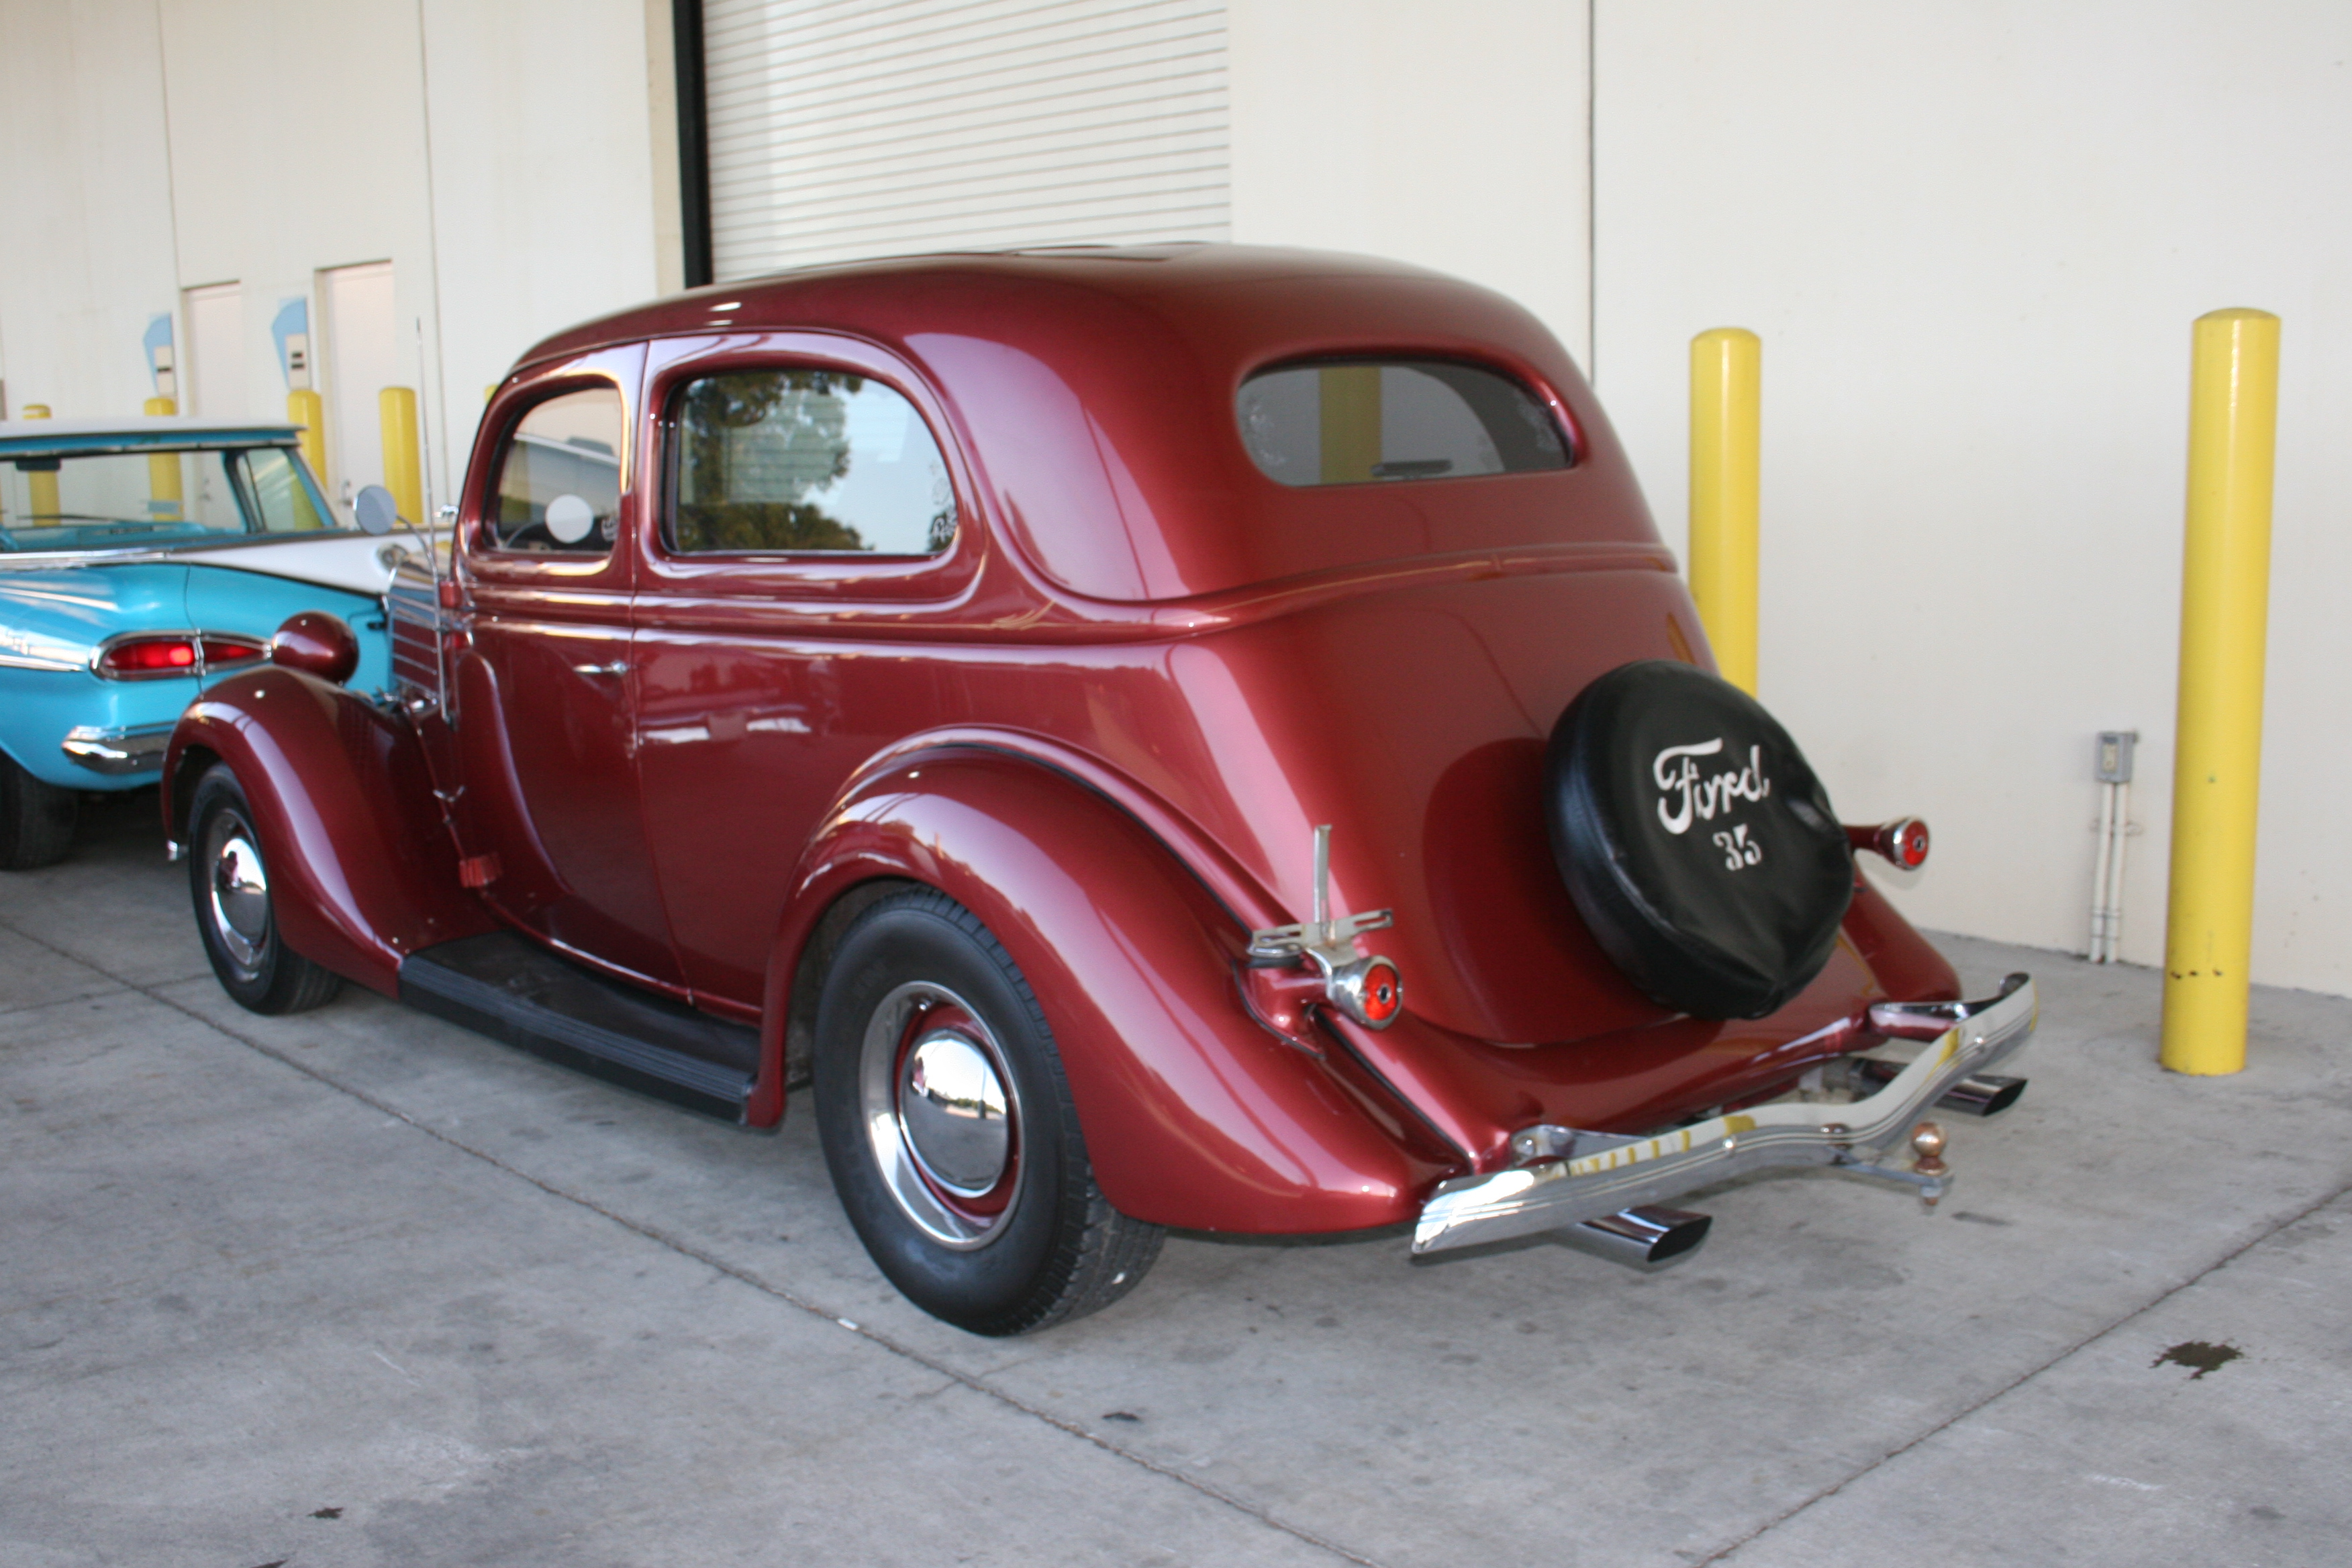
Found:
<box><xmin>0</xmin><ymin>446</ymin><xmax>339</xmax><ymax>552</ymax></box>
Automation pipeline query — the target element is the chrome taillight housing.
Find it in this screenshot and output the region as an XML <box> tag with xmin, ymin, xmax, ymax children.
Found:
<box><xmin>1324</xmin><ymin>954</ymin><xmax>1404</xmax><ymax>1028</ymax></box>
<box><xmin>92</xmin><ymin>632</ymin><xmax>268</xmax><ymax>681</ymax></box>
<box><xmin>1847</xmin><ymin>816</ymin><xmax>1930</xmax><ymax>869</ymax></box>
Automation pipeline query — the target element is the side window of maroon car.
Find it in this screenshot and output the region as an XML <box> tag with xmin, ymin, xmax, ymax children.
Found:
<box><xmin>667</xmin><ymin>369</ymin><xmax>955</xmax><ymax>555</ymax></box>
<box><xmin>488</xmin><ymin>387</ymin><xmax>624</xmax><ymax>554</ymax></box>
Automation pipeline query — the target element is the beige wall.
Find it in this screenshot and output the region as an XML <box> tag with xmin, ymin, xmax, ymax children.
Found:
<box><xmin>419</xmin><ymin>0</ymin><xmax>665</xmax><ymax>461</ymax></box>
<box><xmin>1227</xmin><ymin>0</ymin><xmax>1592</xmax><ymax>366</ymax></box>
<box><xmin>0</xmin><ymin>3</ymin><xmax>181</xmax><ymax>420</ymax></box>
<box><xmin>0</xmin><ymin>0</ymin><xmax>665</xmax><ymax>503</ymax></box>
<box><xmin>1592</xmin><ymin>1</ymin><xmax>2352</xmax><ymax>994</ymax></box>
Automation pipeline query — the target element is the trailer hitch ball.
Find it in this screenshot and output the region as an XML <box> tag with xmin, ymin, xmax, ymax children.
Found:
<box><xmin>1910</xmin><ymin>1120</ymin><xmax>1950</xmax><ymax>1184</ymax></box>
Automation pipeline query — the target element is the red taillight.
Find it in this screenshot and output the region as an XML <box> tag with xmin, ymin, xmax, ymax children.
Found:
<box><xmin>98</xmin><ymin>636</ymin><xmax>198</xmax><ymax>675</ymax></box>
<box><xmin>1847</xmin><ymin>816</ymin><xmax>1931</xmax><ymax>869</ymax></box>
<box><xmin>96</xmin><ymin>634</ymin><xmax>266</xmax><ymax>679</ymax></box>
<box><xmin>199</xmin><ymin>638</ymin><xmax>264</xmax><ymax>667</ymax></box>
<box><xmin>1324</xmin><ymin>954</ymin><xmax>1404</xmax><ymax>1030</ymax></box>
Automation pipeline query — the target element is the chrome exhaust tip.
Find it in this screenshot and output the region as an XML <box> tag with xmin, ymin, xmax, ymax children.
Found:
<box><xmin>1934</xmin><ymin>1073</ymin><xmax>2026</xmax><ymax>1117</ymax></box>
<box><xmin>1851</xmin><ymin>1059</ymin><xmax>2026</xmax><ymax>1118</ymax></box>
<box><xmin>1556</xmin><ymin>1206</ymin><xmax>1713</xmax><ymax>1269</ymax></box>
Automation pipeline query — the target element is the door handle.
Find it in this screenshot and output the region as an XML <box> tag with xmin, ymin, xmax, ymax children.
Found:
<box><xmin>573</xmin><ymin>660</ymin><xmax>628</xmax><ymax>679</ymax></box>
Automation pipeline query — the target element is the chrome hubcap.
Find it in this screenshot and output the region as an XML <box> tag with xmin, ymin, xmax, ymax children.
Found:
<box><xmin>899</xmin><ymin>1032</ymin><xmax>1012</xmax><ymax>1195</ymax></box>
<box><xmin>204</xmin><ymin>816</ymin><xmax>270</xmax><ymax>977</ymax></box>
<box><xmin>859</xmin><ymin>981</ymin><xmax>1022</xmax><ymax>1248</ymax></box>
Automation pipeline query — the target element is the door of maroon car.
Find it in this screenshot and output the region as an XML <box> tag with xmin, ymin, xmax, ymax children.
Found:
<box><xmin>631</xmin><ymin>338</ymin><xmax>976</xmax><ymax>1009</ymax></box>
<box><xmin>462</xmin><ymin>349</ymin><xmax>683</xmax><ymax>988</ymax></box>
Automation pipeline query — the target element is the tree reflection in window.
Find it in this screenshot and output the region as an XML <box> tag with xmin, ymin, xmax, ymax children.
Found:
<box><xmin>672</xmin><ymin>370</ymin><xmax>955</xmax><ymax>556</ymax></box>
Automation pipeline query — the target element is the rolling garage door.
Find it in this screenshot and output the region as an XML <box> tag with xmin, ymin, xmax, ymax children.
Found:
<box><xmin>701</xmin><ymin>0</ymin><xmax>1229</xmax><ymax>282</ymax></box>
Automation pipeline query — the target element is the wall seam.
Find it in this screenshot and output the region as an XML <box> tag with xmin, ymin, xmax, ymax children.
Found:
<box><xmin>154</xmin><ymin>0</ymin><xmax>187</xmax><ymax>402</ymax></box>
<box><xmin>413</xmin><ymin>0</ymin><xmax>452</xmax><ymax>508</ymax></box>
<box><xmin>1585</xmin><ymin>0</ymin><xmax>1598</xmax><ymax>383</ymax></box>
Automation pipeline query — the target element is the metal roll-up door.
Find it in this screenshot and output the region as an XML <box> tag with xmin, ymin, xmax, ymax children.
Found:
<box><xmin>701</xmin><ymin>0</ymin><xmax>1229</xmax><ymax>283</ymax></box>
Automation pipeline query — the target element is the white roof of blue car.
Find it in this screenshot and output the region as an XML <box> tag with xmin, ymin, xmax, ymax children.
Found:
<box><xmin>0</xmin><ymin>416</ymin><xmax>305</xmax><ymax>454</ymax></box>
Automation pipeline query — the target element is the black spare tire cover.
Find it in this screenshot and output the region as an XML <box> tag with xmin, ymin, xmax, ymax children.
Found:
<box><xmin>1545</xmin><ymin>660</ymin><xmax>1853</xmax><ymax>1020</ymax></box>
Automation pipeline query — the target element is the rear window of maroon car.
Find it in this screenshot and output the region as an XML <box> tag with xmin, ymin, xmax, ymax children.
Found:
<box><xmin>489</xmin><ymin>387</ymin><xmax>624</xmax><ymax>553</ymax></box>
<box><xmin>666</xmin><ymin>369</ymin><xmax>956</xmax><ymax>556</ymax></box>
<box><xmin>1236</xmin><ymin>360</ymin><xmax>1571</xmax><ymax>487</ymax></box>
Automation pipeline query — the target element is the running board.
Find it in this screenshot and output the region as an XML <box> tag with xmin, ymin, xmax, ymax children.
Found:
<box><xmin>399</xmin><ymin>932</ymin><xmax>758</xmax><ymax>1120</ymax></box>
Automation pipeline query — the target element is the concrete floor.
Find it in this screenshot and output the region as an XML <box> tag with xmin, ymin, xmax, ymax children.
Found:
<box><xmin>4</xmin><ymin>790</ymin><xmax>2348</xmax><ymax>1568</ymax></box>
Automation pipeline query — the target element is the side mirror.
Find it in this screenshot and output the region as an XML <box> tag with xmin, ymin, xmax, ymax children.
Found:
<box><xmin>270</xmin><ymin>611</ymin><xmax>360</xmax><ymax>685</ymax></box>
<box><xmin>353</xmin><ymin>484</ymin><xmax>399</xmax><ymax>536</ymax></box>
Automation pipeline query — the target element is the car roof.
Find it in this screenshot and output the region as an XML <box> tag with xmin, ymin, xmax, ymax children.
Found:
<box><xmin>0</xmin><ymin>417</ymin><xmax>304</xmax><ymax>456</ymax></box>
<box><xmin>517</xmin><ymin>244</ymin><xmax>1490</xmax><ymax>369</ymax></box>
<box><xmin>511</xmin><ymin>244</ymin><xmax>1622</xmax><ymax>603</ymax></box>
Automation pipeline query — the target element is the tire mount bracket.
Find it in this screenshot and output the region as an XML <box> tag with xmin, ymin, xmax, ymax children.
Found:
<box><xmin>1242</xmin><ymin>825</ymin><xmax>1404</xmax><ymax>1051</ymax></box>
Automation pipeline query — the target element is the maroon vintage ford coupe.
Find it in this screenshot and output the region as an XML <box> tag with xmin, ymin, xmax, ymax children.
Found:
<box><xmin>164</xmin><ymin>246</ymin><xmax>2035</xmax><ymax>1334</ymax></box>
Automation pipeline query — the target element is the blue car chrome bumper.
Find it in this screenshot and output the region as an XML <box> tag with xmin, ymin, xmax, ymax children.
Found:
<box><xmin>60</xmin><ymin>722</ymin><xmax>178</xmax><ymax>776</ymax></box>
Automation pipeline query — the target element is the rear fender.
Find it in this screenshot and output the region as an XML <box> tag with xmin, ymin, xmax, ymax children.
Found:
<box><xmin>763</xmin><ymin>747</ymin><xmax>1457</xmax><ymax>1233</ymax></box>
<box><xmin>1844</xmin><ymin>873</ymin><xmax>1963</xmax><ymax>1003</ymax></box>
<box><xmin>165</xmin><ymin>667</ymin><xmax>495</xmax><ymax>995</ymax></box>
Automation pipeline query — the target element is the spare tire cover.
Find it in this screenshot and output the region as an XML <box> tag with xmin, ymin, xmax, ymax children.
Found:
<box><xmin>1545</xmin><ymin>660</ymin><xmax>1853</xmax><ymax>1020</ymax></box>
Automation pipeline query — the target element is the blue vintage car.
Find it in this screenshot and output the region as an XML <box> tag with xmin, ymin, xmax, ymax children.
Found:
<box><xmin>0</xmin><ymin>416</ymin><xmax>415</xmax><ymax>867</ymax></box>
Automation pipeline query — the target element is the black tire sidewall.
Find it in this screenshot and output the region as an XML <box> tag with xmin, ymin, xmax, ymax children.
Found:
<box><xmin>813</xmin><ymin>893</ymin><xmax>1083</xmax><ymax>1334</ymax></box>
<box><xmin>188</xmin><ymin>765</ymin><xmax>300</xmax><ymax>1013</ymax></box>
<box><xmin>0</xmin><ymin>751</ymin><xmax>77</xmax><ymax>870</ymax></box>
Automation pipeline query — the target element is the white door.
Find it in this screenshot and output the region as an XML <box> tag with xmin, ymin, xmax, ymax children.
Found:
<box><xmin>182</xmin><ymin>283</ymin><xmax>245</xmax><ymax>419</ymax></box>
<box><xmin>319</xmin><ymin>261</ymin><xmax>399</xmax><ymax>513</ymax></box>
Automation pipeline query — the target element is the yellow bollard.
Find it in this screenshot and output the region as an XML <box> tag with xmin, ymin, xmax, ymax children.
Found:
<box><xmin>143</xmin><ymin>395</ymin><xmax>183</xmax><ymax>522</ymax></box>
<box><xmin>2160</xmin><ymin>309</ymin><xmax>2280</xmax><ymax>1077</ymax></box>
<box><xmin>21</xmin><ymin>403</ymin><xmax>60</xmax><ymax>526</ymax></box>
<box><xmin>285</xmin><ymin>390</ymin><xmax>328</xmax><ymax>529</ymax></box>
<box><xmin>379</xmin><ymin>386</ymin><xmax>423</xmax><ymax>526</ymax></box>
<box><xmin>287</xmin><ymin>389</ymin><xmax>327</xmax><ymax>485</ymax></box>
<box><xmin>1689</xmin><ymin>328</ymin><xmax>1761</xmax><ymax>693</ymax></box>
<box><xmin>1319</xmin><ymin>364</ymin><xmax>1381</xmax><ymax>484</ymax></box>
<box><xmin>272</xmin><ymin>390</ymin><xmax>326</xmax><ymax>530</ymax></box>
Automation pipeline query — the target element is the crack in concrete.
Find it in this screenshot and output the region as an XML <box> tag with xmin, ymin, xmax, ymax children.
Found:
<box><xmin>1696</xmin><ymin>1167</ymin><xmax>2352</xmax><ymax>1565</ymax></box>
<box><xmin>0</xmin><ymin>910</ymin><xmax>1392</xmax><ymax>1568</ymax></box>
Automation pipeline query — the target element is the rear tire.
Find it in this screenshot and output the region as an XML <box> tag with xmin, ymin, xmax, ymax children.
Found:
<box><xmin>0</xmin><ymin>752</ymin><xmax>77</xmax><ymax>870</ymax></box>
<box><xmin>813</xmin><ymin>887</ymin><xmax>1163</xmax><ymax>1335</ymax></box>
<box><xmin>188</xmin><ymin>764</ymin><xmax>343</xmax><ymax>1015</ymax></box>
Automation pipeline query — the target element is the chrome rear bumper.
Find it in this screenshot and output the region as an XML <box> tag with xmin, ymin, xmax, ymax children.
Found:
<box><xmin>1412</xmin><ymin>973</ymin><xmax>2038</xmax><ymax>1255</ymax></box>
<box><xmin>62</xmin><ymin>721</ymin><xmax>175</xmax><ymax>775</ymax></box>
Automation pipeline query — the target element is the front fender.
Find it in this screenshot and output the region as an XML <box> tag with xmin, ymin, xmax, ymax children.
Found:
<box><xmin>769</xmin><ymin>748</ymin><xmax>1457</xmax><ymax>1234</ymax></box>
<box><xmin>164</xmin><ymin>668</ymin><xmax>495</xmax><ymax>995</ymax></box>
